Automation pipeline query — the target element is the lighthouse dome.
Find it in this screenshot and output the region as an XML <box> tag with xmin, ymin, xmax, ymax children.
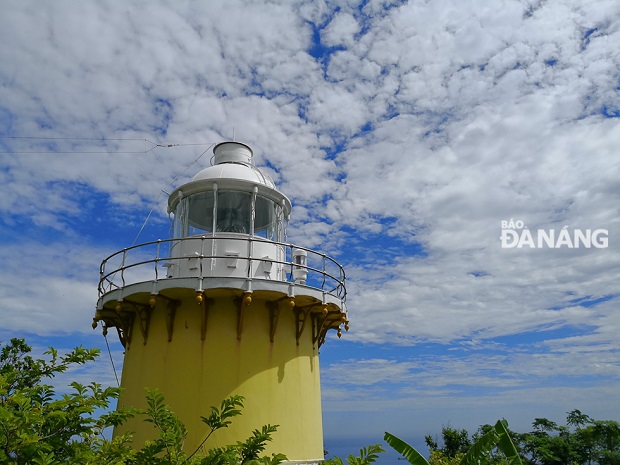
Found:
<box><xmin>191</xmin><ymin>162</ymin><xmax>276</xmax><ymax>188</ymax></box>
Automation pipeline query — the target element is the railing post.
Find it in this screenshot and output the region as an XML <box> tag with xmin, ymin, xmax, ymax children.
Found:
<box><xmin>247</xmin><ymin>236</ymin><xmax>254</xmax><ymax>278</ymax></box>
<box><xmin>155</xmin><ymin>240</ymin><xmax>161</xmax><ymax>281</ymax></box>
<box><xmin>288</xmin><ymin>244</ymin><xmax>294</xmax><ymax>283</ymax></box>
<box><xmin>99</xmin><ymin>262</ymin><xmax>105</xmax><ymax>296</ymax></box>
<box><xmin>120</xmin><ymin>248</ymin><xmax>127</xmax><ymax>287</ymax></box>
<box><xmin>200</xmin><ymin>236</ymin><xmax>206</xmax><ymax>277</ymax></box>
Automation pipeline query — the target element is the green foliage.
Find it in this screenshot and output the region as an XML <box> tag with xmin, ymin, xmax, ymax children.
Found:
<box><xmin>134</xmin><ymin>388</ymin><xmax>189</xmax><ymax>464</ymax></box>
<box><xmin>0</xmin><ymin>337</ymin><xmax>133</xmax><ymax>464</ymax></box>
<box><xmin>458</xmin><ymin>423</ymin><xmax>500</xmax><ymax>465</ymax></box>
<box><xmin>236</xmin><ymin>424</ymin><xmax>279</xmax><ymax>462</ymax></box>
<box><xmin>185</xmin><ymin>395</ymin><xmax>245</xmax><ymax>463</ymax></box>
<box><xmin>428</xmin><ymin>450</ymin><xmax>463</xmax><ymax>465</ymax></box>
<box><xmin>386</xmin><ymin>420</ymin><xmax>524</xmax><ymax>465</ymax></box>
<box><xmin>426</xmin><ymin>427</ymin><xmax>471</xmax><ymax>458</ymax></box>
<box><xmin>0</xmin><ymin>338</ymin><xmax>287</xmax><ymax>465</ymax></box>
<box><xmin>515</xmin><ymin>410</ymin><xmax>620</xmax><ymax>465</ymax></box>
<box><xmin>324</xmin><ymin>444</ymin><xmax>385</xmax><ymax>465</ymax></box>
<box><xmin>131</xmin><ymin>389</ymin><xmax>285</xmax><ymax>465</ymax></box>
<box><xmin>459</xmin><ymin>420</ymin><xmax>522</xmax><ymax>465</ymax></box>
<box><xmin>386</xmin><ymin>411</ymin><xmax>620</xmax><ymax>465</ymax></box>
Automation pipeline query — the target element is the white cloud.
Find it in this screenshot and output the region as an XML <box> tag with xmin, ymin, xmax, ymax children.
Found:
<box><xmin>322</xmin><ymin>12</ymin><xmax>360</xmax><ymax>48</ymax></box>
<box><xmin>1</xmin><ymin>0</ymin><xmax>619</xmax><ymax>444</ymax></box>
<box><xmin>0</xmin><ymin>241</ymin><xmax>106</xmax><ymax>335</ymax></box>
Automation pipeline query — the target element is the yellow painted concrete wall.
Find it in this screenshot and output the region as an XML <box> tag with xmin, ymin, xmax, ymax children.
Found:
<box><xmin>114</xmin><ymin>290</ymin><xmax>324</xmax><ymax>462</ymax></box>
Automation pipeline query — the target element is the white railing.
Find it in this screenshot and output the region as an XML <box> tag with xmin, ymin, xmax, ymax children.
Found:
<box><xmin>99</xmin><ymin>236</ymin><xmax>346</xmax><ymax>302</ymax></box>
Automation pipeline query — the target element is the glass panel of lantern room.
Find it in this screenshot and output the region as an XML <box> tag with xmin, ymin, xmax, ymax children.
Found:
<box><xmin>216</xmin><ymin>191</ymin><xmax>251</xmax><ymax>234</ymax></box>
<box><xmin>187</xmin><ymin>191</ymin><xmax>215</xmax><ymax>236</ymax></box>
<box><xmin>254</xmin><ymin>196</ymin><xmax>277</xmax><ymax>240</ymax></box>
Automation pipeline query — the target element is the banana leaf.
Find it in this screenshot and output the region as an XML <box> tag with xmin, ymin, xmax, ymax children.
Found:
<box><xmin>494</xmin><ymin>420</ymin><xmax>523</xmax><ymax>465</ymax></box>
<box><xmin>383</xmin><ymin>432</ymin><xmax>430</xmax><ymax>465</ymax></box>
<box><xmin>459</xmin><ymin>426</ymin><xmax>498</xmax><ymax>465</ymax></box>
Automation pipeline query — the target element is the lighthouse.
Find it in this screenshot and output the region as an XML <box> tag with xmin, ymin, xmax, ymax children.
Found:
<box><xmin>93</xmin><ymin>141</ymin><xmax>348</xmax><ymax>463</ymax></box>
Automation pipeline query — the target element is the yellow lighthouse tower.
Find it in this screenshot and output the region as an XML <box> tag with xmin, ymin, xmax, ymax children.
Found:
<box><xmin>93</xmin><ymin>141</ymin><xmax>348</xmax><ymax>463</ymax></box>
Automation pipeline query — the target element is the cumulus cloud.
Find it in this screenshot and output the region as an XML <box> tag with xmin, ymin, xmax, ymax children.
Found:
<box><xmin>1</xmin><ymin>0</ymin><xmax>619</xmax><ymax>439</ymax></box>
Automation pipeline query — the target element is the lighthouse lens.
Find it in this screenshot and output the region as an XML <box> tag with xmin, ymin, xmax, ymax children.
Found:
<box><xmin>216</xmin><ymin>191</ymin><xmax>251</xmax><ymax>234</ymax></box>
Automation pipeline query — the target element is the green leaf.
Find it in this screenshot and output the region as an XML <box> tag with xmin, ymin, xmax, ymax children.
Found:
<box><xmin>346</xmin><ymin>444</ymin><xmax>385</xmax><ymax>465</ymax></box>
<box><xmin>324</xmin><ymin>456</ymin><xmax>345</xmax><ymax>465</ymax></box>
<box><xmin>494</xmin><ymin>420</ymin><xmax>524</xmax><ymax>465</ymax></box>
<box><xmin>384</xmin><ymin>432</ymin><xmax>430</xmax><ymax>465</ymax></box>
<box><xmin>201</xmin><ymin>395</ymin><xmax>244</xmax><ymax>431</ymax></box>
<box><xmin>238</xmin><ymin>424</ymin><xmax>279</xmax><ymax>462</ymax></box>
<box><xmin>458</xmin><ymin>426</ymin><xmax>498</xmax><ymax>465</ymax></box>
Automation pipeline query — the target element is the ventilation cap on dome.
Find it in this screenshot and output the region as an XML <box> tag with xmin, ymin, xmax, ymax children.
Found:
<box><xmin>213</xmin><ymin>142</ymin><xmax>253</xmax><ymax>165</ymax></box>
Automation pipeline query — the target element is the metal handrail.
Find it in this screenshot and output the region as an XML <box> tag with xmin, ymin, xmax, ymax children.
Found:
<box><xmin>98</xmin><ymin>235</ymin><xmax>346</xmax><ymax>303</ymax></box>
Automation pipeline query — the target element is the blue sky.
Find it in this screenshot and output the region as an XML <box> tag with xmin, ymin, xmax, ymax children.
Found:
<box><xmin>1</xmin><ymin>0</ymin><xmax>619</xmax><ymax>460</ymax></box>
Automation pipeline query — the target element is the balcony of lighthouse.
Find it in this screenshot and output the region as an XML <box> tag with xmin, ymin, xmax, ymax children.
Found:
<box><xmin>94</xmin><ymin>142</ymin><xmax>348</xmax><ymax>348</ymax></box>
<box><xmin>95</xmin><ymin>237</ymin><xmax>348</xmax><ymax>347</ymax></box>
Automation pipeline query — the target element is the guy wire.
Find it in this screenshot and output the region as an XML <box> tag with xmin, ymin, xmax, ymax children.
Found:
<box><xmin>104</xmin><ymin>331</ymin><xmax>120</xmax><ymax>388</ymax></box>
